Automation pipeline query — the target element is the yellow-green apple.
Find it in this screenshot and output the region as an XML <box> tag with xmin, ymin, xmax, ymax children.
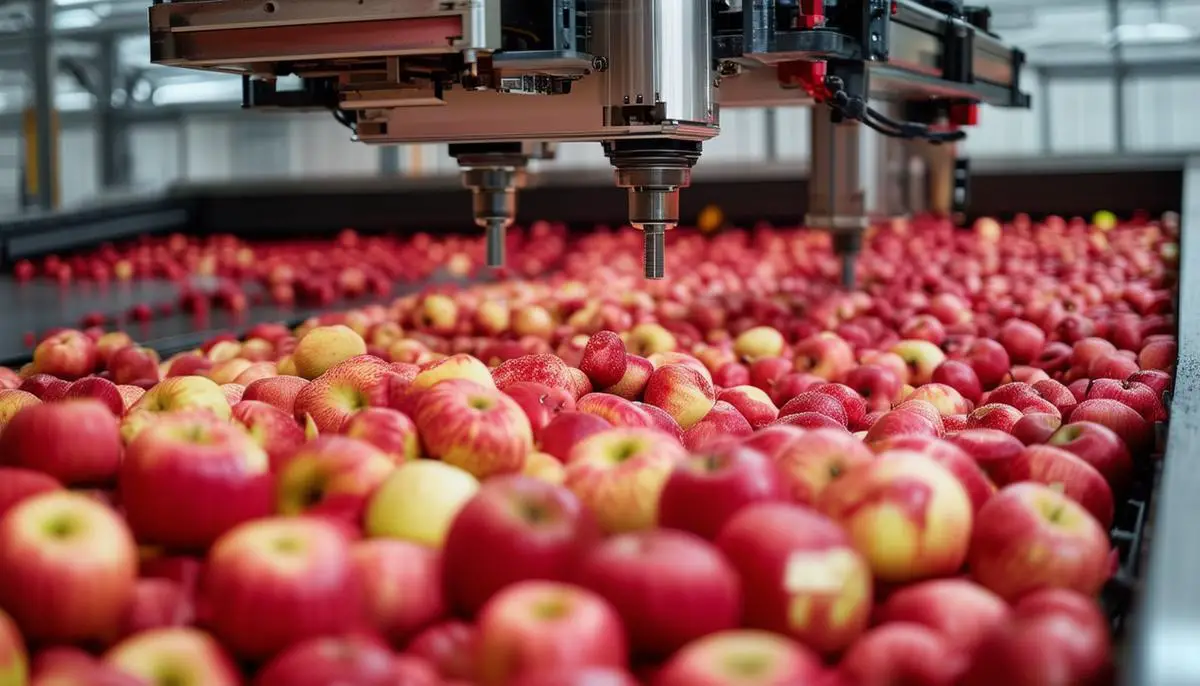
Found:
<box><xmin>717</xmin><ymin>386</ymin><xmax>779</xmax><ymax>429</ymax></box>
<box><xmin>201</xmin><ymin>517</ymin><xmax>363</xmax><ymax>660</ymax></box>
<box><xmin>238</xmin><ymin>337</ymin><xmax>276</xmax><ymax>362</ymax></box>
<box><xmin>275</xmin><ymin>436</ymin><xmax>394</xmax><ymax>526</ymax></box>
<box><xmin>103</xmin><ymin>629</ymin><xmax>239</xmax><ymax>686</ymax></box>
<box><xmin>32</xmin><ymin>330</ymin><xmax>96</xmax><ymax>380</ymax></box>
<box><xmin>405</xmin><ymin>620</ymin><xmax>480</xmax><ymax>682</ymax></box>
<box><xmin>997</xmin><ymin>318</ymin><xmax>1047</xmax><ymax>364</ymax></box>
<box><xmin>95</xmin><ymin>331</ymin><xmax>134</xmax><ymax>366</ymax></box>
<box><xmin>351</xmin><ymin>539</ymin><xmax>446</xmax><ymax>644</ymax></box>
<box><xmin>932</xmin><ymin>360</ymin><xmax>983</xmax><ymax>405</ymax></box>
<box><xmin>64</xmin><ymin>377</ymin><xmax>124</xmax><ymax>416</ymax></box>
<box><xmin>1002</xmin><ymin>445</ymin><xmax>1114</xmax><ymax>527</ymax></box>
<box><xmin>511</xmin><ymin>666</ymin><xmax>638</xmax><ymax>686</ymax></box>
<box><xmin>537</xmin><ymin>411</ymin><xmax>612</xmax><ymax>462</ymax></box>
<box><xmin>231</xmin><ymin>400</ymin><xmax>305</xmax><ymax>470</ymax></box>
<box><xmin>415</xmin><ymin>294</ymin><xmax>460</xmax><ymax>335</ymax></box>
<box><xmin>523</xmin><ymin>451</ymin><xmax>566</xmax><ymax>485</ymax></box>
<box><xmin>0</xmin><ymin>467</ymin><xmax>61</xmax><ymax>519</ymax></box>
<box><xmin>164</xmin><ymin>351</ymin><xmax>213</xmax><ymax>379</ymax></box>
<box><xmin>206</xmin><ymin>340</ymin><xmax>242</xmax><ymax>363</ymax></box>
<box><xmin>778</xmin><ymin>391</ymin><xmax>848</xmax><ymax>427</ymax></box>
<box><xmin>1010</xmin><ymin>412</ymin><xmax>1063</xmax><ymax>445</ymax></box>
<box><xmin>276</xmin><ymin>355</ymin><xmax>299</xmax><ymax>377</ymax></box>
<box><xmin>863</xmin><ymin>409</ymin><xmax>940</xmax><ymax>445</ymax></box>
<box><xmin>961</xmin><ymin>588</ymin><xmax>1111</xmax><ymax>686</ymax></box>
<box><xmin>293</xmin><ymin>325</ymin><xmax>368</xmax><ymax>380</ymax></box>
<box><xmin>967</xmin><ymin>483</ymin><xmax>1110</xmax><ymax>601</ymax></box>
<box><xmin>504</xmin><ymin>382</ymin><xmax>576</xmax><ymax>434</ymax></box>
<box><xmin>364</xmin><ymin>460</ymin><xmax>480</xmax><ymax>547</ymax></box>
<box><xmin>965</xmin><ymin>403</ymin><xmax>1024</xmax><ymax>432</ymax></box>
<box><xmin>573</xmin><ymin>529</ymin><xmax>740</xmax><ymax>658</ymax></box>
<box><xmin>129</xmin><ymin>376</ymin><xmax>231</xmax><ymax>422</ymax></box>
<box><xmin>220</xmin><ymin>383</ymin><xmax>245</xmax><ymax>406</ymax></box>
<box><xmin>889</xmin><ymin>339</ymin><xmax>947</xmax><ymax>386</ymax></box>
<box><xmin>944</xmin><ymin>429</ymin><xmax>1025</xmax><ymax>483</ymax></box>
<box><xmin>120</xmin><ymin>413</ymin><xmax>272</xmax><ymax>550</ymax></box>
<box><xmin>0</xmin><ymin>609</ymin><xmax>25</xmax><ymax>686</ymax></box>
<box><xmin>110</xmin><ymin>345</ymin><xmax>163</xmax><ymax>386</ymax></box>
<box><xmin>818</xmin><ymin>453</ymin><xmax>972</xmax><ymax>583</ymax></box>
<box><xmin>563</xmin><ymin>428</ymin><xmax>688</xmax><ymax>533</ymax></box>
<box><xmin>513</xmin><ymin>305</ymin><xmax>555</xmax><ymax>339</ymax></box>
<box><xmin>292</xmin><ymin>360</ymin><xmax>390</xmax><ymax>433</ymax></box>
<box><xmin>18</xmin><ymin>374</ymin><xmax>69</xmax><ymax>402</ymax></box>
<box><xmin>644</xmin><ymin>364</ymin><xmax>715</xmax><ymax>430</ymax></box>
<box><xmin>342</xmin><ymin>407</ymin><xmax>420</xmax><ymax>463</ymax></box>
<box><xmin>740</xmin><ymin>425</ymin><xmax>806</xmax><ymax>461</ymax></box>
<box><xmin>794</xmin><ymin>333</ymin><xmax>855</xmax><ymax>382</ymax></box>
<box><xmin>716</xmin><ymin>503</ymin><xmax>872</xmax><ymax>654</ymax></box>
<box><xmin>409</xmin><ymin>354</ymin><xmax>495</xmax><ymax>393</ymax></box>
<box><xmin>413</xmin><ymin>379</ymin><xmax>532</xmax><ymax>478</ymax></box>
<box><xmin>836</xmin><ymin>623</ymin><xmax>966</xmax><ymax>686</ymax></box>
<box><xmin>603</xmin><ymin>355</ymin><xmax>654</xmax><ymax>400</ymax></box>
<box><xmin>118</xmin><ymin>577</ymin><xmax>195</xmax><ymax>637</ymax></box>
<box><xmin>580</xmin><ymin>331</ymin><xmax>628</xmax><ymax>388</ymax></box>
<box><xmin>625</xmin><ymin>322</ymin><xmax>676</xmax><ymax>356</ymax></box>
<box><xmin>474</xmin><ymin>300</ymin><xmax>512</xmax><ymax>337</ymax></box>
<box><xmin>492</xmin><ymin>354</ymin><xmax>581</xmax><ymax>398</ymax></box>
<box><xmin>963</xmin><ymin>338</ymin><xmax>1011</xmax><ymax>390</ymax></box>
<box><xmin>873</xmin><ymin>440</ymin><xmax>995</xmax><ymax>514</ymax></box>
<box><xmin>906</xmin><ymin>383</ymin><xmax>971</xmax><ymax>417</ymax></box>
<box><xmin>243</xmin><ymin>375</ymin><xmax>309</xmax><ymax>415</ymax></box>
<box><xmin>443</xmin><ymin>476</ymin><xmax>601</xmax><ymax>616</ymax></box>
<box><xmin>255</xmin><ymin>634</ymin><xmax>414</xmax><ymax>686</ymax></box>
<box><xmin>1047</xmin><ymin>421</ymin><xmax>1133</xmax><ymax>492</ymax></box>
<box><xmin>0</xmin><ymin>399</ymin><xmax>121</xmax><ymax>486</ymax></box>
<box><xmin>476</xmin><ymin>581</ymin><xmax>627</xmax><ymax>686</ymax></box>
<box><xmin>0</xmin><ymin>492</ymin><xmax>137</xmax><ymax>643</ymax></box>
<box><xmin>653</xmin><ymin>630</ymin><xmax>825</xmax><ymax>686</ymax></box>
<box><xmin>1070</xmin><ymin>398</ymin><xmax>1154</xmax><ymax>453</ymax></box>
<box><xmin>734</xmin><ymin>326</ymin><xmax>785</xmax><ymax>362</ymax></box>
<box><xmin>876</xmin><ymin>579</ymin><xmax>1009</xmax><ymax>657</ymax></box>
<box><xmin>576</xmin><ymin>393</ymin><xmax>652</xmax><ymax>429</ymax></box>
<box><xmin>658</xmin><ymin>444</ymin><xmax>787</xmax><ymax>540</ymax></box>
<box><xmin>1085</xmin><ymin>378</ymin><xmax>1166</xmax><ymax>422</ymax></box>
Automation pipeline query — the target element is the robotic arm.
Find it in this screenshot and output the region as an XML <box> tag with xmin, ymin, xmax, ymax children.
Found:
<box><xmin>148</xmin><ymin>0</ymin><xmax>1029</xmax><ymax>280</ymax></box>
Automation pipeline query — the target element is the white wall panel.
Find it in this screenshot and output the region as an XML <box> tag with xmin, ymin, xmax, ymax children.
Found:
<box><xmin>964</xmin><ymin>68</ymin><xmax>1043</xmax><ymax>157</ymax></box>
<box><xmin>1124</xmin><ymin>75</ymin><xmax>1200</xmax><ymax>151</ymax></box>
<box><xmin>182</xmin><ymin>118</ymin><xmax>232</xmax><ymax>181</ymax></box>
<box><xmin>289</xmin><ymin>114</ymin><xmax>377</xmax><ymax>178</ymax></box>
<box><xmin>773</xmin><ymin>106</ymin><xmax>812</xmax><ymax>162</ymax></box>
<box><xmin>58</xmin><ymin>127</ymin><xmax>96</xmax><ymax>209</ymax></box>
<box><xmin>702</xmin><ymin>109</ymin><xmax>768</xmax><ymax>163</ymax></box>
<box><xmin>1048</xmin><ymin>78</ymin><xmax>1117</xmax><ymax>153</ymax></box>
<box><xmin>130</xmin><ymin>124</ymin><xmax>181</xmax><ymax>192</ymax></box>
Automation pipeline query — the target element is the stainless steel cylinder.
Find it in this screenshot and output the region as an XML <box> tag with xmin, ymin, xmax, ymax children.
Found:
<box><xmin>461</xmin><ymin>166</ymin><xmax>526</xmax><ymax>268</ymax></box>
<box><xmin>593</xmin><ymin>0</ymin><xmax>716</xmax><ymax>126</ymax></box>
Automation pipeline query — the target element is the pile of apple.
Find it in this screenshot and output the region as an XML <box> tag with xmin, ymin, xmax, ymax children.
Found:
<box><xmin>0</xmin><ymin>213</ymin><xmax>1177</xmax><ymax>685</ymax></box>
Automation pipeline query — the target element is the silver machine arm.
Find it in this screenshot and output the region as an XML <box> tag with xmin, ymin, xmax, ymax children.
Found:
<box><xmin>147</xmin><ymin>0</ymin><xmax>1030</xmax><ymax>281</ymax></box>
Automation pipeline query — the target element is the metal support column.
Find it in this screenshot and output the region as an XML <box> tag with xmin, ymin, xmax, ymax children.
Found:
<box><xmin>807</xmin><ymin>104</ymin><xmax>868</xmax><ymax>288</ymax></box>
<box><xmin>97</xmin><ymin>37</ymin><xmax>131</xmax><ymax>189</ymax></box>
<box><xmin>379</xmin><ymin>146</ymin><xmax>401</xmax><ymax>176</ymax></box>
<box><xmin>29</xmin><ymin>0</ymin><xmax>55</xmax><ymax>211</ymax></box>
<box><xmin>1107</xmin><ymin>0</ymin><xmax>1127</xmax><ymax>153</ymax></box>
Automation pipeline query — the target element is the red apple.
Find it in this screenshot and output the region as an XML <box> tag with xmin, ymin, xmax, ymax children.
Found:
<box><xmin>963</xmin><ymin>338</ymin><xmax>1011</xmax><ymax>389</ymax></box>
<box><xmin>64</xmin><ymin>376</ymin><xmax>125</xmax><ymax>416</ymax></box>
<box><xmin>352</xmin><ymin>539</ymin><xmax>445</xmax><ymax>644</ymax></box>
<box><xmin>837</xmin><ymin>622</ymin><xmax>966</xmax><ymax>686</ymax></box>
<box><xmin>405</xmin><ymin>620</ymin><xmax>480</xmax><ymax>682</ymax></box>
<box><xmin>231</xmin><ymin>400</ymin><xmax>305</xmax><ymax>470</ymax></box>
<box><xmin>653</xmin><ymin>630</ymin><xmax>825</xmax><ymax>686</ymax></box>
<box><xmin>965</xmin><ymin>403</ymin><xmax>1024</xmax><ymax>432</ymax></box>
<box><xmin>476</xmin><ymin>581</ymin><xmax>627</xmax><ymax>686</ymax></box>
<box><xmin>580</xmin><ymin>331</ymin><xmax>629</xmax><ymax>388</ymax></box>
<box><xmin>658</xmin><ymin>443</ymin><xmax>787</xmax><ymax>540</ymax></box>
<box><xmin>563</xmin><ymin>427</ymin><xmax>688</xmax><ymax>533</ymax></box>
<box><xmin>968</xmin><ymin>483</ymin><xmax>1110</xmax><ymax>601</ymax></box>
<box><xmin>341</xmin><ymin>406</ymin><xmax>420</xmax><ymax>463</ymax></box>
<box><xmin>876</xmin><ymin>578</ymin><xmax>1009</xmax><ymax>656</ymax></box>
<box><xmin>943</xmin><ymin>429</ymin><xmax>1025</xmax><ymax>483</ymax></box>
<box><xmin>103</xmin><ymin>628</ymin><xmax>240</xmax><ymax>686</ymax></box>
<box><xmin>0</xmin><ymin>466</ymin><xmax>61</xmax><ymax>519</ymax></box>
<box><xmin>0</xmin><ymin>492</ymin><xmax>137</xmax><ymax>643</ymax></box>
<box><xmin>997</xmin><ymin>319</ymin><xmax>1046</xmax><ymax>365</ymax></box>
<box><xmin>505</xmin><ymin>382</ymin><xmax>577</xmax><ymax>434</ymax></box>
<box><xmin>1047</xmin><ymin>421</ymin><xmax>1133</xmax><ymax>492</ymax></box>
<box><xmin>202</xmin><ymin>517</ymin><xmax>363</xmax><ymax>660</ymax></box>
<box><xmin>1070</xmin><ymin>398</ymin><xmax>1154</xmax><ymax>453</ymax></box>
<box><xmin>716</xmin><ymin>503</ymin><xmax>872</xmax><ymax>654</ymax></box>
<box><xmin>771</xmin><ymin>427</ymin><xmax>874</xmax><ymax>505</ymax></box>
<box><xmin>0</xmin><ymin>399</ymin><xmax>122</xmax><ymax>486</ymax></box>
<box><xmin>1085</xmin><ymin>378</ymin><xmax>1166</xmax><ymax>421</ymax></box>
<box><xmin>1002</xmin><ymin>445</ymin><xmax>1115</xmax><ymax>527</ymax></box>
<box><xmin>1010</xmin><ymin>412</ymin><xmax>1063</xmax><ymax>445</ymax></box>
<box><xmin>414</xmin><ymin>379</ymin><xmax>533</xmax><ymax>478</ymax></box>
<box><xmin>538</xmin><ymin>411</ymin><xmax>612</xmax><ymax>462</ymax></box>
<box><xmin>242</xmin><ymin>375</ymin><xmax>309</xmax><ymax>415</ymax></box>
<box><xmin>511</xmin><ymin>666</ymin><xmax>639</xmax><ymax>686</ymax></box>
<box><xmin>118</xmin><ymin>577</ymin><xmax>195</xmax><ymax>638</ymax></box>
<box><xmin>120</xmin><ymin>413</ymin><xmax>272</xmax><ymax>550</ymax></box>
<box><xmin>275</xmin><ymin>435</ymin><xmax>395</xmax><ymax>526</ymax></box>
<box><xmin>442</xmin><ymin>475</ymin><xmax>601</xmax><ymax>616</ymax></box>
<box><xmin>576</xmin><ymin>393</ymin><xmax>653</xmax><ymax>429</ymax></box>
<box><xmin>573</xmin><ymin>529</ymin><xmax>740</xmax><ymax>657</ymax></box>
<box><xmin>256</xmin><ymin>634</ymin><xmax>411</xmax><ymax>686</ymax></box>
<box><xmin>682</xmin><ymin>401</ymin><xmax>754</xmax><ymax>450</ymax></box>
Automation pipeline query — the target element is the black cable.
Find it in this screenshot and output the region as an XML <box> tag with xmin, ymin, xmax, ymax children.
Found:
<box><xmin>825</xmin><ymin>75</ymin><xmax>967</xmax><ymax>144</ymax></box>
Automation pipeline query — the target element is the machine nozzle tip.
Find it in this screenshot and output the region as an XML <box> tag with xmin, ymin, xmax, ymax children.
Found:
<box><xmin>484</xmin><ymin>219</ymin><xmax>506</xmax><ymax>268</ymax></box>
<box><xmin>642</xmin><ymin>224</ymin><xmax>667</xmax><ymax>279</ymax></box>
